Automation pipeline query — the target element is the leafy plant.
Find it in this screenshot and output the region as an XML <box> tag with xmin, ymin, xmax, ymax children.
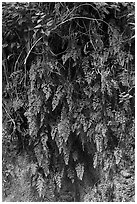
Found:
<box><xmin>2</xmin><ymin>2</ymin><xmax>135</xmax><ymax>202</ymax></box>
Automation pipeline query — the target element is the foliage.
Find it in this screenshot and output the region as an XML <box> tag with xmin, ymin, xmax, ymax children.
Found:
<box><xmin>2</xmin><ymin>2</ymin><xmax>135</xmax><ymax>202</ymax></box>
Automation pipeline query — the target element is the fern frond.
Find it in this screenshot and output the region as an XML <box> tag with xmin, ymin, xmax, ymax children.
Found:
<box><xmin>58</xmin><ymin>117</ymin><xmax>70</xmax><ymax>143</ymax></box>
<box><xmin>42</xmin><ymin>83</ymin><xmax>52</xmax><ymax>100</ymax></box>
<box><xmin>52</xmin><ymin>85</ymin><xmax>64</xmax><ymax>111</ymax></box>
<box><xmin>30</xmin><ymin>163</ymin><xmax>38</xmax><ymax>176</ymax></box>
<box><xmin>54</xmin><ymin>169</ymin><xmax>64</xmax><ymax>192</ymax></box>
<box><xmin>63</xmin><ymin>144</ymin><xmax>70</xmax><ymax>165</ymax></box>
<box><xmin>75</xmin><ymin>163</ymin><xmax>84</xmax><ymax>181</ymax></box>
<box><xmin>36</xmin><ymin>175</ymin><xmax>45</xmax><ymax>198</ymax></box>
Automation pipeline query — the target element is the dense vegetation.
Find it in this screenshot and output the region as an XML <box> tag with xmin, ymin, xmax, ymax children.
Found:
<box><xmin>2</xmin><ymin>2</ymin><xmax>135</xmax><ymax>202</ymax></box>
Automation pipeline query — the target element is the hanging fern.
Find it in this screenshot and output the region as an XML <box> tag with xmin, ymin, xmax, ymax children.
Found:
<box><xmin>36</xmin><ymin>174</ymin><xmax>45</xmax><ymax>198</ymax></box>
<box><xmin>51</xmin><ymin>124</ymin><xmax>58</xmax><ymax>140</ymax></box>
<box><xmin>54</xmin><ymin>169</ymin><xmax>64</xmax><ymax>192</ymax></box>
<box><xmin>57</xmin><ymin>117</ymin><xmax>70</xmax><ymax>153</ymax></box>
<box><xmin>62</xmin><ymin>144</ymin><xmax>70</xmax><ymax>165</ymax></box>
<box><xmin>52</xmin><ymin>85</ymin><xmax>65</xmax><ymax>111</ymax></box>
<box><xmin>75</xmin><ymin>163</ymin><xmax>84</xmax><ymax>181</ymax></box>
<box><xmin>67</xmin><ymin>168</ymin><xmax>75</xmax><ymax>183</ymax></box>
<box><xmin>42</xmin><ymin>83</ymin><xmax>52</xmax><ymax>101</ymax></box>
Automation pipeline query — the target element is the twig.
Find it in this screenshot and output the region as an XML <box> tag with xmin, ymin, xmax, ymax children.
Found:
<box><xmin>62</xmin><ymin>3</ymin><xmax>101</xmax><ymax>23</ymax></box>
<box><xmin>24</xmin><ymin>36</ymin><xmax>43</xmax><ymax>66</ymax></box>
<box><xmin>52</xmin><ymin>16</ymin><xmax>113</xmax><ymax>33</ymax></box>
<box><xmin>14</xmin><ymin>49</ymin><xmax>24</xmax><ymax>72</ymax></box>
<box><xmin>2</xmin><ymin>102</ymin><xmax>16</xmax><ymax>134</ymax></box>
<box><xmin>2</xmin><ymin>49</ymin><xmax>9</xmax><ymax>87</ymax></box>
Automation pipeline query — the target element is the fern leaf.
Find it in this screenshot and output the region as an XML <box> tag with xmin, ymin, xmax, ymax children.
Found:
<box><xmin>42</xmin><ymin>159</ymin><xmax>49</xmax><ymax>177</ymax></box>
<box><xmin>54</xmin><ymin>169</ymin><xmax>64</xmax><ymax>191</ymax></box>
<box><xmin>66</xmin><ymin>84</ymin><xmax>73</xmax><ymax>112</ymax></box>
<box><xmin>67</xmin><ymin>168</ymin><xmax>74</xmax><ymax>183</ymax></box>
<box><xmin>42</xmin><ymin>83</ymin><xmax>51</xmax><ymax>100</ymax></box>
<box><xmin>13</xmin><ymin>98</ymin><xmax>24</xmax><ymax>111</ymax></box>
<box><xmin>93</xmin><ymin>153</ymin><xmax>98</xmax><ymax>169</ymax></box>
<box><xmin>62</xmin><ymin>47</ymin><xmax>80</xmax><ymax>64</ymax></box>
<box><xmin>114</xmin><ymin>148</ymin><xmax>122</xmax><ymax>165</ymax></box>
<box><xmin>30</xmin><ymin>163</ymin><xmax>38</xmax><ymax>175</ymax></box>
<box><xmin>58</xmin><ymin>118</ymin><xmax>70</xmax><ymax>143</ymax></box>
<box><xmin>34</xmin><ymin>144</ymin><xmax>43</xmax><ymax>166</ymax></box>
<box><xmin>55</xmin><ymin>133</ymin><xmax>64</xmax><ymax>154</ymax></box>
<box><xmin>52</xmin><ymin>85</ymin><xmax>64</xmax><ymax>111</ymax></box>
<box><xmin>63</xmin><ymin>145</ymin><xmax>70</xmax><ymax>165</ymax></box>
<box><xmin>72</xmin><ymin>151</ymin><xmax>78</xmax><ymax>162</ymax></box>
<box><xmin>36</xmin><ymin>175</ymin><xmax>45</xmax><ymax>197</ymax></box>
<box><xmin>41</xmin><ymin>133</ymin><xmax>48</xmax><ymax>149</ymax></box>
<box><xmin>51</xmin><ymin>125</ymin><xmax>57</xmax><ymax>140</ymax></box>
<box><xmin>95</xmin><ymin>133</ymin><xmax>103</xmax><ymax>152</ymax></box>
<box><xmin>119</xmin><ymin>71</ymin><xmax>129</xmax><ymax>87</ymax></box>
<box><xmin>82</xmin><ymin>57</ymin><xmax>93</xmax><ymax>84</ymax></box>
<box><xmin>75</xmin><ymin>163</ymin><xmax>84</xmax><ymax>180</ymax></box>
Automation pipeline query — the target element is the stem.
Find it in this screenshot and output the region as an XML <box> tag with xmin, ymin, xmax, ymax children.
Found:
<box><xmin>24</xmin><ymin>36</ymin><xmax>43</xmax><ymax>66</ymax></box>
<box><xmin>2</xmin><ymin>102</ymin><xmax>16</xmax><ymax>133</ymax></box>
<box><xmin>52</xmin><ymin>16</ymin><xmax>112</xmax><ymax>32</ymax></box>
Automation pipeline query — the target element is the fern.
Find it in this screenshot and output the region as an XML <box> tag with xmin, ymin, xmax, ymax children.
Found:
<box><xmin>62</xmin><ymin>144</ymin><xmax>70</xmax><ymax>165</ymax></box>
<box><xmin>58</xmin><ymin>117</ymin><xmax>70</xmax><ymax>143</ymax></box>
<box><xmin>67</xmin><ymin>168</ymin><xmax>75</xmax><ymax>183</ymax></box>
<box><xmin>42</xmin><ymin>83</ymin><xmax>52</xmax><ymax>101</ymax></box>
<box><xmin>54</xmin><ymin>169</ymin><xmax>64</xmax><ymax>192</ymax></box>
<box><xmin>12</xmin><ymin>98</ymin><xmax>24</xmax><ymax>111</ymax></box>
<box><xmin>43</xmin><ymin>179</ymin><xmax>55</xmax><ymax>201</ymax></box>
<box><xmin>101</xmin><ymin>70</ymin><xmax>113</xmax><ymax>96</ymax></box>
<box><xmin>41</xmin><ymin>133</ymin><xmax>50</xmax><ymax>177</ymax></box>
<box><xmin>119</xmin><ymin>71</ymin><xmax>129</xmax><ymax>87</ymax></box>
<box><xmin>57</xmin><ymin>117</ymin><xmax>70</xmax><ymax>155</ymax></box>
<box><xmin>55</xmin><ymin>132</ymin><xmax>64</xmax><ymax>154</ymax></box>
<box><xmin>51</xmin><ymin>124</ymin><xmax>58</xmax><ymax>140</ymax></box>
<box><xmin>82</xmin><ymin>57</ymin><xmax>93</xmax><ymax>84</ymax></box>
<box><xmin>93</xmin><ymin>153</ymin><xmax>98</xmax><ymax>169</ymax></box>
<box><xmin>95</xmin><ymin>134</ymin><xmax>103</xmax><ymax>153</ymax></box>
<box><xmin>34</xmin><ymin>144</ymin><xmax>43</xmax><ymax>166</ymax></box>
<box><xmin>30</xmin><ymin>163</ymin><xmax>38</xmax><ymax>176</ymax></box>
<box><xmin>114</xmin><ymin>148</ymin><xmax>122</xmax><ymax>165</ymax></box>
<box><xmin>72</xmin><ymin>151</ymin><xmax>78</xmax><ymax>162</ymax></box>
<box><xmin>62</xmin><ymin>46</ymin><xmax>80</xmax><ymax>65</ymax></box>
<box><xmin>24</xmin><ymin>90</ymin><xmax>42</xmax><ymax>137</ymax></box>
<box><xmin>75</xmin><ymin>163</ymin><xmax>84</xmax><ymax>181</ymax></box>
<box><xmin>52</xmin><ymin>85</ymin><xmax>64</xmax><ymax>111</ymax></box>
<box><xmin>36</xmin><ymin>174</ymin><xmax>45</xmax><ymax>198</ymax></box>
